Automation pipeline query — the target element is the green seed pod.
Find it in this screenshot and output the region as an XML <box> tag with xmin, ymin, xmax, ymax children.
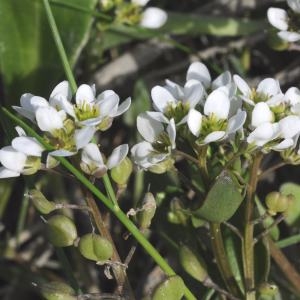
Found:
<box><xmin>179</xmin><ymin>245</ymin><xmax>208</xmax><ymax>282</ymax></box>
<box><xmin>40</xmin><ymin>281</ymin><xmax>76</xmax><ymax>300</ymax></box>
<box><xmin>258</xmin><ymin>282</ymin><xmax>278</xmax><ymax>299</ymax></box>
<box><xmin>152</xmin><ymin>276</ymin><xmax>185</xmax><ymax>300</ymax></box>
<box><xmin>46</xmin><ymin>215</ymin><xmax>77</xmax><ymax>247</ymax></box>
<box><xmin>110</xmin><ymin>157</ymin><xmax>133</xmax><ymax>186</ymax></box>
<box><xmin>28</xmin><ymin>189</ymin><xmax>55</xmax><ymax>214</ymax></box>
<box><xmin>265</xmin><ymin>191</ymin><xmax>290</xmax><ymax>216</ymax></box>
<box><xmin>137</xmin><ymin>192</ymin><xmax>156</xmax><ymax>230</ymax></box>
<box><xmin>78</xmin><ymin>233</ymin><xmax>113</xmax><ymax>262</ymax></box>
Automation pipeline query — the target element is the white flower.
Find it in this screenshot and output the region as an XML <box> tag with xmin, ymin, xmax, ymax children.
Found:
<box><xmin>35</xmin><ymin>106</ymin><xmax>65</xmax><ymax>133</ymax></box>
<box><xmin>267</xmin><ymin>3</ymin><xmax>300</xmax><ymax>43</ymax></box>
<box><xmin>187</xmin><ymin>88</ymin><xmax>246</xmax><ymax>144</ymax></box>
<box><xmin>151</xmin><ymin>80</ymin><xmax>203</xmax><ymax>123</ymax></box>
<box><xmin>131</xmin><ymin>113</ymin><xmax>176</xmax><ymax>172</ymax></box>
<box><xmin>80</xmin><ymin>143</ymin><xmax>128</xmax><ymax>177</ymax></box>
<box><xmin>247</xmin><ymin>123</ymin><xmax>280</xmax><ymax>147</ymax></box>
<box><xmin>140</xmin><ymin>7</ymin><xmax>167</xmax><ymax>29</ymax></box>
<box><xmin>0</xmin><ymin>132</ymin><xmax>44</xmax><ymax>178</ymax></box>
<box><xmin>233</xmin><ymin>75</ymin><xmax>282</xmax><ymax>106</ymax></box>
<box><xmin>70</xmin><ymin>85</ymin><xmax>131</xmax><ymax>129</ymax></box>
<box><xmin>186</xmin><ymin>61</ymin><xmax>233</xmax><ymax>92</ymax></box>
<box><xmin>284</xmin><ymin>87</ymin><xmax>300</xmax><ymax>106</ymax></box>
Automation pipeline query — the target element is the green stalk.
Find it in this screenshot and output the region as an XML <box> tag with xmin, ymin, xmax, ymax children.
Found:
<box><xmin>2</xmin><ymin>107</ymin><xmax>196</xmax><ymax>300</ymax></box>
<box><xmin>242</xmin><ymin>153</ymin><xmax>263</xmax><ymax>300</ymax></box>
<box><xmin>209</xmin><ymin>222</ymin><xmax>241</xmax><ymax>298</ymax></box>
<box><xmin>42</xmin><ymin>0</ymin><xmax>77</xmax><ymax>93</ymax></box>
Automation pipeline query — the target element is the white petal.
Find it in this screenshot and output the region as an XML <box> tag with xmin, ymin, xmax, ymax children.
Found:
<box><xmin>137</xmin><ymin>113</ymin><xmax>164</xmax><ymax>142</ymax></box>
<box><xmin>50</xmin><ymin>81</ymin><xmax>72</xmax><ymax>100</ymax></box>
<box><xmin>36</xmin><ymin>107</ymin><xmax>64</xmax><ymax>132</ymax></box>
<box><xmin>187</xmin><ymin>109</ymin><xmax>202</xmax><ymax>137</ymax></box>
<box><xmin>279</xmin><ymin>115</ymin><xmax>300</xmax><ymax>138</ymax></box>
<box><xmin>49</xmin><ymin>149</ymin><xmax>76</xmax><ymax>157</ymax></box>
<box><xmin>257</xmin><ymin>78</ymin><xmax>281</xmax><ymax>97</ymax></box>
<box><xmin>167</xmin><ymin>119</ymin><xmax>176</xmax><ymax>149</ymax></box>
<box><xmin>107</xmin><ymin>144</ymin><xmax>129</xmax><ymax>169</ymax></box>
<box><xmin>98</xmin><ymin>93</ymin><xmax>119</xmax><ymax>117</ymax></box>
<box><xmin>165</xmin><ymin>79</ymin><xmax>184</xmax><ymax>99</ymax></box>
<box><xmin>22</xmin><ymin>95</ymin><xmax>49</xmax><ymax>111</ymax></box>
<box><xmin>140</xmin><ymin>7</ymin><xmax>167</xmax><ymax>29</ymax></box>
<box><xmin>186</xmin><ymin>62</ymin><xmax>211</xmax><ymax>89</ymax></box>
<box><xmin>81</xmin><ymin>143</ymin><xmax>104</xmax><ymax>166</ymax></box>
<box><xmin>204</xmin><ymin>131</ymin><xmax>226</xmax><ymax>144</ymax></box>
<box><xmin>251</xmin><ymin>102</ymin><xmax>274</xmax><ymax>128</ymax></box>
<box><xmin>151</xmin><ymin>86</ymin><xmax>176</xmax><ymax>112</ymax></box>
<box><xmin>233</xmin><ymin>74</ymin><xmax>251</xmax><ymax>96</ymax></box>
<box><xmin>267</xmin><ymin>8</ymin><xmax>289</xmax><ymax>31</ymax></box>
<box><xmin>131</xmin><ymin>0</ymin><xmax>150</xmax><ymax>6</ymax></box>
<box><xmin>266</xmin><ymin>93</ymin><xmax>284</xmax><ymax>107</ymax></box>
<box><xmin>284</xmin><ymin>87</ymin><xmax>300</xmax><ymax>105</ymax></box>
<box><xmin>287</xmin><ymin>0</ymin><xmax>300</xmax><ymax>13</ymax></box>
<box><xmin>0</xmin><ymin>167</ymin><xmax>20</xmax><ymax>178</ymax></box>
<box><xmin>184</xmin><ymin>81</ymin><xmax>204</xmax><ymax>107</ymax></box>
<box><xmin>15</xmin><ymin>126</ymin><xmax>26</xmax><ymax>137</ymax></box>
<box><xmin>145</xmin><ymin>111</ymin><xmax>170</xmax><ymax>123</ymax></box>
<box><xmin>204</xmin><ymin>89</ymin><xmax>230</xmax><ymax>119</ymax></box>
<box><xmin>76</xmin><ymin>84</ymin><xmax>95</xmax><ymax>105</ymax></box>
<box><xmin>272</xmin><ymin>138</ymin><xmax>295</xmax><ymax>151</ymax></box>
<box><xmin>0</xmin><ymin>146</ymin><xmax>26</xmax><ymax>172</ymax></box>
<box><xmin>227</xmin><ymin>111</ymin><xmax>247</xmax><ymax>134</ymax></box>
<box><xmin>278</xmin><ymin>31</ymin><xmax>300</xmax><ymax>42</ymax></box>
<box><xmin>96</xmin><ymin>90</ymin><xmax>116</xmax><ymax>101</ymax></box>
<box><xmin>49</xmin><ymin>93</ymin><xmax>75</xmax><ymax>117</ymax></box>
<box><xmin>75</xmin><ymin>126</ymin><xmax>96</xmax><ymax>150</ymax></box>
<box><xmin>247</xmin><ymin>123</ymin><xmax>280</xmax><ymax>146</ymax></box>
<box><xmin>12</xmin><ymin>137</ymin><xmax>43</xmax><ymax>157</ymax></box>
<box><xmin>212</xmin><ymin>71</ymin><xmax>232</xmax><ymax>90</ymax></box>
<box><xmin>131</xmin><ymin>141</ymin><xmax>153</xmax><ymax>168</ymax></box>
<box><xmin>291</xmin><ymin>103</ymin><xmax>300</xmax><ymax>115</ymax></box>
<box><xmin>114</xmin><ymin>97</ymin><xmax>131</xmax><ymax>116</ymax></box>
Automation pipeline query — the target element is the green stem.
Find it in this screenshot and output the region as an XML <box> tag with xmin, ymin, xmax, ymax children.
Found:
<box><xmin>2</xmin><ymin>107</ymin><xmax>196</xmax><ymax>300</ymax></box>
<box><xmin>209</xmin><ymin>222</ymin><xmax>241</xmax><ymax>297</ymax></box>
<box><xmin>42</xmin><ymin>0</ymin><xmax>77</xmax><ymax>93</ymax></box>
<box><xmin>102</xmin><ymin>173</ymin><xmax>118</xmax><ymax>205</ymax></box>
<box><xmin>242</xmin><ymin>152</ymin><xmax>263</xmax><ymax>300</ymax></box>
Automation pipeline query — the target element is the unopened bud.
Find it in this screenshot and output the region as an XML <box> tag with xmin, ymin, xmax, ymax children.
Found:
<box><xmin>167</xmin><ymin>198</ymin><xmax>188</xmax><ymax>225</ymax></box>
<box><xmin>149</xmin><ymin>158</ymin><xmax>175</xmax><ymax>174</ymax></box>
<box><xmin>265</xmin><ymin>191</ymin><xmax>290</xmax><ymax>216</ymax></box>
<box><xmin>258</xmin><ymin>282</ymin><xmax>278</xmax><ymax>297</ymax></box>
<box><xmin>152</xmin><ymin>276</ymin><xmax>185</xmax><ymax>300</ymax></box>
<box><xmin>110</xmin><ymin>157</ymin><xmax>133</xmax><ymax>186</ymax></box>
<box><xmin>179</xmin><ymin>245</ymin><xmax>208</xmax><ymax>282</ymax></box>
<box><xmin>46</xmin><ymin>215</ymin><xmax>77</xmax><ymax>247</ymax></box>
<box><xmin>137</xmin><ymin>192</ymin><xmax>156</xmax><ymax>230</ymax></box>
<box><xmin>78</xmin><ymin>233</ymin><xmax>113</xmax><ymax>263</ymax></box>
<box><xmin>39</xmin><ymin>281</ymin><xmax>76</xmax><ymax>300</ymax></box>
<box><xmin>28</xmin><ymin>189</ymin><xmax>55</xmax><ymax>214</ymax></box>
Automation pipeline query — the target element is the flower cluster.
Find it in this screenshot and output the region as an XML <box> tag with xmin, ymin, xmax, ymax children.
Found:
<box><xmin>101</xmin><ymin>0</ymin><xmax>167</xmax><ymax>29</ymax></box>
<box><xmin>0</xmin><ymin>82</ymin><xmax>130</xmax><ymax>178</ymax></box>
<box><xmin>268</xmin><ymin>0</ymin><xmax>300</xmax><ymax>42</ymax></box>
<box><xmin>131</xmin><ymin>61</ymin><xmax>300</xmax><ymax>173</ymax></box>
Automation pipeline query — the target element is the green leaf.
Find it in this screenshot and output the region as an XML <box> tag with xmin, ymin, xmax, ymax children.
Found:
<box><xmin>254</xmin><ymin>238</ymin><xmax>270</xmax><ymax>285</ymax></box>
<box><xmin>194</xmin><ymin>171</ymin><xmax>243</xmax><ymax>222</ymax></box>
<box><xmin>0</xmin><ymin>0</ymin><xmax>97</xmax><ymax>104</ymax></box>
<box><xmin>280</xmin><ymin>182</ymin><xmax>300</xmax><ymax>226</ymax></box>
<box><xmin>99</xmin><ymin>13</ymin><xmax>266</xmax><ymax>51</ymax></box>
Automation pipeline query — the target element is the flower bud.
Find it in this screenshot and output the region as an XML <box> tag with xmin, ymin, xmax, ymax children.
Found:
<box><xmin>152</xmin><ymin>276</ymin><xmax>185</xmax><ymax>300</ymax></box>
<box><xmin>167</xmin><ymin>198</ymin><xmax>188</xmax><ymax>225</ymax></box>
<box><xmin>110</xmin><ymin>157</ymin><xmax>133</xmax><ymax>186</ymax></box>
<box><xmin>265</xmin><ymin>191</ymin><xmax>290</xmax><ymax>216</ymax></box>
<box><xmin>78</xmin><ymin>233</ymin><xmax>113</xmax><ymax>263</ymax></box>
<box><xmin>137</xmin><ymin>192</ymin><xmax>156</xmax><ymax>230</ymax></box>
<box><xmin>179</xmin><ymin>245</ymin><xmax>208</xmax><ymax>282</ymax></box>
<box><xmin>258</xmin><ymin>282</ymin><xmax>278</xmax><ymax>297</ymax></box>
<box><xmin>149</xmin><ymin>158</ymin><xmax>175</xmax><ymax>174</ymax></box>
<box><xmin>46</xmin><ymin>215</ymin><xmax>77</xmax><ymax>247</ymax></box>
<box><xmin>39</xmin><ymin>281</ymin><xmax>76</xmax><ymax>300</ymax></box>
<box><xmin>28</xmin><ymin>189</ymin><xmax>55</xmax><ymax>214</ymax></box>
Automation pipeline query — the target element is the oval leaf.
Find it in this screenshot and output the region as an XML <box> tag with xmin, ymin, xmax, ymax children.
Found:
<box><xmin>195</xmin><ymin>171</ymin><xmax>243</xmax><ymax>222</ymax></box>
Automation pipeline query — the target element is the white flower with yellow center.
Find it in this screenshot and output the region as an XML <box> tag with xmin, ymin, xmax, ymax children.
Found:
<box><xmin>187</xmin><ymin>88</ymin><xmax>246</xmax><ymax>144</ymax></box>
<box><xmin>131</xmin><ymin>113</ymin><xmax>176</xmax><ymax>173</ymax></box>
